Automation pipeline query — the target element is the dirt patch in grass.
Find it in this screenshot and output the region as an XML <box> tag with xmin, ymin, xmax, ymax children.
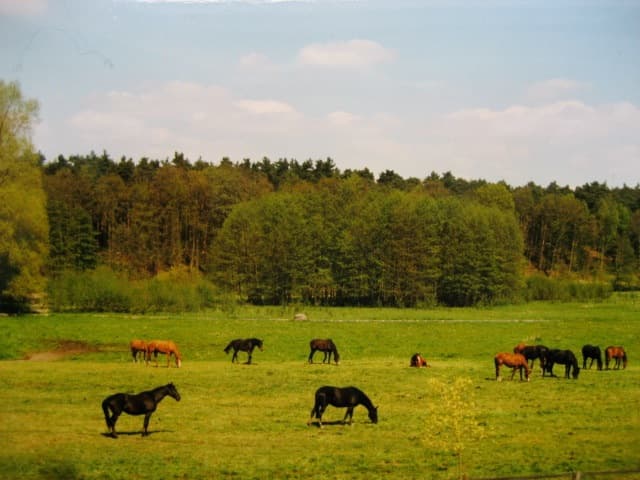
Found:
<box><xmin>24</xmin><ymin>340</ymin><xmax>101</xmax><ymax>361</ymax></box>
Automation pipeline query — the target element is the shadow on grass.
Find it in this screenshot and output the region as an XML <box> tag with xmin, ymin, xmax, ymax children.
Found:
<box><xmin>100</xmin><ymin>429</ymin><xmax>173</xmax><ymax>438</ymax></box>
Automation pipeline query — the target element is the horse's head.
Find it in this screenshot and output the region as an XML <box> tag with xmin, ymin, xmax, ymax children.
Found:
<box><xmin>167</xmin><ymin>383</ymin><xmax>181</xmax><ymax>401</ymax></box>
<box><xmin>572</xmin><ymin>366</ymin><xmax>580</xmax><ymax>379</ymax></box>
<box><xmin>333</xmin><ymin>350</ymin><xmax>340</xmax><ymax>364</ymax></box>
<box><xmin>255</xmin><ymin>339</ymin><xmax>264</xmax><ymax>351</ymax></box>
<box><xmin>369</xmin><ymin>406</ymin><xmax>378</xmax><ymax>424</ymax></box>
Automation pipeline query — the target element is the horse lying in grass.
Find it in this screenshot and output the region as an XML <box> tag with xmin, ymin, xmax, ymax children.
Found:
<box><xmin>130</xmin><ymin>339</ymin><xmax>147</xmax><ymax>363</ymax></box>
<box><xmin>410</xmin><ymin>353</ymin><xmax>429</xmax><ymax>368</ymax></box>
<box><xmin>307</xmin><ymin>386</ymin><xmax>378</xmax><ymax>427</ymax></box>
<box><xmin>102</xmin><ymin>383</ymin><xmax>181</xmax><ymax>438</ymax></box>
<box><xmin>494</xmin><ymin>352</ymin><xmax>531</xmax><ymax>382</ymax></box>
<box><xmin>146</xmin><ymin>340</ymin><xmax>182</xmax><ymax>368</ymax></box>
<box><xmin>308</xmin><ymin>338</ymin><xmax>340</xmax><ymax>365</ymax></box>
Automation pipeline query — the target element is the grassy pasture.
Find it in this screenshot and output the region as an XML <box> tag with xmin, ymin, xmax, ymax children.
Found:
<box><xmin>0</xmin><ymin>297</ymin><xmax>639</xmax><ymax>479</ymax></box>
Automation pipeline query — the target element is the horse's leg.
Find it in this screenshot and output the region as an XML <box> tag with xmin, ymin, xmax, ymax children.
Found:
<box><xmin>231</xmin><ymin>350</ymin><xmax>238</xmax><ymax>363</ymax></box>
<box><xmin>142</xmin><ymin>412</ymin><xmax>153</xmax><ymax>436</ymax></box>
<box><xmin>509</xmin><ymin>366</ymin><xmax>517</xmax><ymax>381</ymax></box>
<box><xmin>344</xmin><ymin>407</ymin><xmax>354</xmax><ymax>425</ymax></box>
<box><xmin>495</xmin><ymin>362</ymin><xmax>501</xmax><ymax>381</ymax></box>
<box><xmin>166</xmin><ymin>352</ymin><xmax>171</xmax><ymax>368</ymax></box>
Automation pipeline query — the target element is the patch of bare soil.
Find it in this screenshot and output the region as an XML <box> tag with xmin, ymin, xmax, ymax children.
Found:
<box><xmin>24</xmin><ymin>340</ymin><xmax>100</xmax><ymax>361</ymax></box>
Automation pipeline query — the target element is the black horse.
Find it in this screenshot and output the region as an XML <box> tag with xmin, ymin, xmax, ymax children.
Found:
<box><xmin>517</xmin><ymin>345</ymin><xmax>549</xmax><ymax>373</ymax></box>
<box><xmin>544</xmin><ymin>349</ymin><xmax>580</xmax><ymax>379</ymax></box>
<box><xmin>307</xmin><ymin>386</ymin><xmax>378</xmax><ymax>427</ymax></box>
<box><xmin>101</xmin><ymin>383</ymin><xmax>181</xmax><ymax>438</ymax></box>
<box><xmin>581</xmin><ymin>344</ymin><xmax>603</xmax><ymax>370</ymax></box>
<box><xmin>224</xmin><ymin>338</ymin><xmax>263</xmax><ymax>364</ymax></box>
<box><xmin>308</xmin><ymin>338</ymin><xmax>340</xmax><ymax>364</ymax></box>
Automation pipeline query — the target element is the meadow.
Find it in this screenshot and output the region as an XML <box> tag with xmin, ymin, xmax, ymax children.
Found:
<box><xmin>0</xmin><ymin>297</ymin><xmax>639</xmax><ymax>479</ymax></box>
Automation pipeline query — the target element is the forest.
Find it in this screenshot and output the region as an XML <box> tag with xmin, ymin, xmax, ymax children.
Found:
<box><xmin>2</xmin><ymin>80</ymin><xmax>640</xmax><ymax>312</ymax></box>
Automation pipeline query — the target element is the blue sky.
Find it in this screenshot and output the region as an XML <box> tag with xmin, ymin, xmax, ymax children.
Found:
<box><xmin>1</xmin><ymin>0</ymin><xmax>639</xmax><ymax>187</ymax></box>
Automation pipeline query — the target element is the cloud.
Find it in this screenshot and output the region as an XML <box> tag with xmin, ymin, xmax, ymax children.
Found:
<box><xmin>235</xmin><ymin>99</ymin><xmax>296</xmax><ymax>115</ymax></box>
<box><xmin>0</xmin><ymin>0</ymin><xmax>47</xmax><ymax>16</ymax></box>
<box><xmin>525</xmin><ymin>78</ymin><xmax>587</xmax><ymax>103</ymax></box>
<box><xmin>238</xmin><ymin>52</ymin><xmax>272</xmax><ymax>69</ymax></box>
<box><xmin>297</xmin><ymin>39</ymin><xmax>394</xmax><ymax>68</ymax></box>
<box><xmin>39</xmin><ymin>81</ymin><xmax>640</xmax><ymax>188</ymax></box>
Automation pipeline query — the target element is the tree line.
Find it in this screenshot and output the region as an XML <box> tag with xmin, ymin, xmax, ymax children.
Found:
<box><xmin>1</xmin><ymin>81</ymin><xmax>639</xmax><ymax>311</ymax></box>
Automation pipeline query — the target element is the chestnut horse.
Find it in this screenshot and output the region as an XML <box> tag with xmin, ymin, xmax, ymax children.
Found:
<box><xmin>605</xmin><ymin>346</ymin><xmax>627</xmax><ymax>370</ymax></box>
<box><xmin>146</xmin><ymin>340</ymin><xmax>182</xmax><ymax>368</ymax></box>
<box><xmin>130</xmin><ymin>339</ymin><xmax>147</xmax><ymax>363</ymax></box>
<box><xmin>308</xmin><ymin>339</ymin><xmax>340</xmax><ymax>365</ymax></box>
<box><xmin>513</xmin><ymin>342</ymin><xmax>549</xmax><ymax>373</ymax></box>
<box><xmin>494</xmin><ymin>352</ymin><xmax>531</xmax><ymax>381</ymax></box>
<box><xmin>581</xmin><ymin>344</ymin><xmax>603</xmax><ymax>370</ymax></box>
<box><xmin>307</xmin><ymin>386</ymin><xmax>378</xmax><ymax>427</ymax></box>
<box><xmin>410</xmin><ymin>353</ymin><xmax>429</xmax><ymax>368</ymax></box>
<box><xmin>102</xmin><ymin>383</ymin><xmax>180</xmax><ymax>438</ymax></box>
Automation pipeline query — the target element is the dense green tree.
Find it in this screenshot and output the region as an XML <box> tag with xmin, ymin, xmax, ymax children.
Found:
<box><xmin>0</xmin><ymin>81</ymin><xmax>48</xmax><ymax>310</ymax></box>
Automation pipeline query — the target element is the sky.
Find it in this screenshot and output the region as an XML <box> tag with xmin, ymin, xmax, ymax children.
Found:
<box><xmin>1</xmin><ymin>0</ymin><xmax>639</xmax><ymax>187</ymax></box>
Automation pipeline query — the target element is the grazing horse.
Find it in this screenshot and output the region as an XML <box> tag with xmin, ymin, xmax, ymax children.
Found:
<box><xmin>544</xmin><ymin>349</ymin><xmax>580</xmax><ymax>379</ymax></box>
<box><xmin>513</xmin><ymin>343</ymin><xmax>549</xmax><ymax>373</ymax></box>
<box><xmin>307</xmin><ymin>386</ymin><xmax>378</xmax><ymax>427</ymax></box>
<box><xmin>101</xmin><ymin>383</ymin><xmax>181</xmax><ymax>438</ymax></box>
<box><xmin>494</xmin><ymin>352</ymin><xmax>531</xmax><ymax>381</ymax></box>
<box><xmin>410</xmin><ymin>353</ymin><xmax>429</xmax><ymax>368</ymax></box>
<box><xmin>146</xmin><ymin>340</ymin><xmax>182</xmax><ymax>368</ymax></box>
<box><xmin>130</xmin><ymin>339</ymin><xmax>147</xmax><ymax>363</ymax></box>
<box><xmin>605</xmin><ymin>346</ymin><xmax>627</xmax><ymax>370</ymax></box>
<box><xmin>224</xmin><ymin>338</ymin><xmax>263</xmax><ymax>364</ymax></box>
<box><xmin>581</xmin><ymin>344</ymin><xmax>603</xmax><ymax>370</ymax></box>
<box><xmin>308</xmin><ymin>339</ymin><xmax>340</xmax><ymax>365</ymax></box>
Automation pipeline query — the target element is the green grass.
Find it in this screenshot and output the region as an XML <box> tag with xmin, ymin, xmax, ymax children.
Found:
<box><xmin>0</xmin><ymin>295</ymin><xmax>639</xmax><ymax>479</ymax></box>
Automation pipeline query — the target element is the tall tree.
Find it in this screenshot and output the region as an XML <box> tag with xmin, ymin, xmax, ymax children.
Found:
<box><xmin>0</xmin><ymin>80</ymin><xmax>48</xmax><ymax>310</ymax></box>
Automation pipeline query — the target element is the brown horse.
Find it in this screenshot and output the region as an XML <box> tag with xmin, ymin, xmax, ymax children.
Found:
<box><xmin>495</xmin><ymin>352</ymin><xmax>531</xmax><ymax>381</ymax></box>
<box><xmin>308</xmin><ymin>339</ymin><xmax>340</xmax><ymax>365</ymax></box>
<box><xmin>605</xmin><ymin>346</ymin><xmax>627</xmax><ymax>370</ymax></box>
<box><xmin>146</xmin><ymin>340</ymin><xmax>182</xmax><ymax>368</ymax></box>
<box><xmin>410</xmin><ymin>353</ymin><xmax>429</xmax><ymax>368</ymax></box>
<box><xmin>130</xmin><ymin>339</ymin><xmax>147</xmax><ymax>363</ymax></box>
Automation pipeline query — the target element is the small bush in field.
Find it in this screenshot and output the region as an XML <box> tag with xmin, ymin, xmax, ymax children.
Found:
<box><xmin>423</xmin><ymin>377</ymin><xmax>487</xmax><ymax>479</ymax></box>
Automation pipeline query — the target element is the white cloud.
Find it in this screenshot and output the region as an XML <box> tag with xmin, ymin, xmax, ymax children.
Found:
<box><xmin>39</xmin><ymin>80</ymin><xmax>640</xmax><ymax>188</ymax></box>
<box><xmin>297</xmin><ymin>39</ymin><xmax>394</xmax><ymax>68</ymax></box>
<box><xmin>526</xmin><ymin>78</ymin><xmax>587</xmax><ymax>103</ymax></box>
<box><xmin>235</xmin><ymin>99</ymin><xmax>296</xmax><ymax>115</ymax></box>
<box><xmin>238</xmin><ymin>52</ymin><xmax>272</xmax><ymax>69</ymax></box>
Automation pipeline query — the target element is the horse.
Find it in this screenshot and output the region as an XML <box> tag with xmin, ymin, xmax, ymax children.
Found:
<box><xmin>494</xmin><ymin>352</ymin><xmax>531</xmax><ymax>381</ymax></box>
<box><xmin>308</xmin><ymin>338</ymin><xmax>340</xmax><ymax>365</ymax></box>
<box><xmin>513</xmin><ymin>343</ymin><xmax>549</xmax><ymax>373</ymax></box>
<box><xmin>410</xmin><ymin>353</ymin><xmax>429</xmax><ymax>368</ymax></box>
<box><xmin>605</xmin><ymin>346</ymin><xmax>627</xmax><ymax>370</ymax></box>
<box><xmin>581</xmin><ymin>344</ymin><xmax>603</xmax><ymax>370</ymax></box>
<box><xmin>145</xmin><ymin>340</ymin><xmax>182</xmax><ymax>368</ymax></box>
<box><xmin>544</xmin><ymin>349</ymin><xmax>580</xmax><ymax>379</ymax></box>
<box><xmin>224</xmin><ymin>338</ymin><xmax>263</xmax><ymax>364</ymax></box>
<box><xmin>307</xmin><ymin>386</ymin><xmax>378</xmax><ymax>427</ymax></box>
<box><xmin>130</xmin><ymin>339</ymin><xmax>147</xmax><ymax>363</ymax></box>
<box><xmin>101</xmin><ymin>383</ymin><xmax>181</xmax><ymax>438</ymax></box>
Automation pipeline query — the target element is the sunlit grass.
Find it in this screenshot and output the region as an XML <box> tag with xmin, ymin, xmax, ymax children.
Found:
<box><xmin>0</xmin><ymin>297</ymin><xmax>638</xmax><ymax>479</ymax></box>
